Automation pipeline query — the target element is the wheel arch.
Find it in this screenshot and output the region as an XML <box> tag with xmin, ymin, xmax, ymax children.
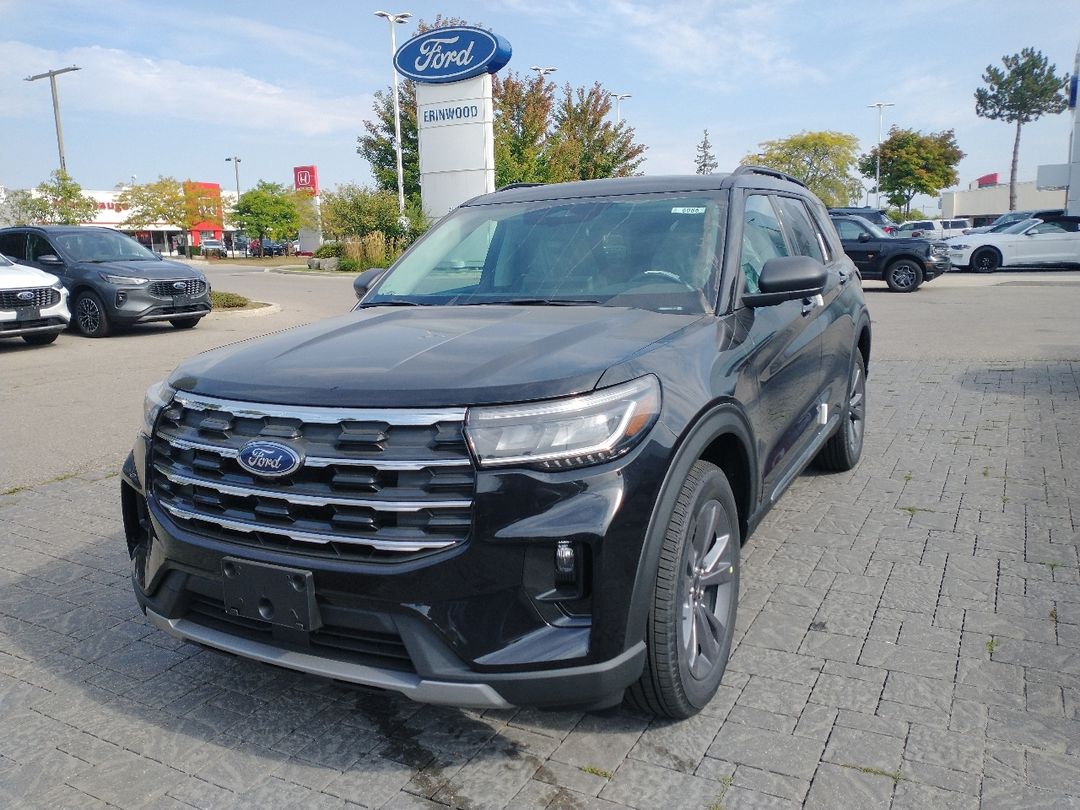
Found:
<box><xmin>624</xmin><ymin>403</ymin><xmax>758</xmax><ymax>647</ymax></box>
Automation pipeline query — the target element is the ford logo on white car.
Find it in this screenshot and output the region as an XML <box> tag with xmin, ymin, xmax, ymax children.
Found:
<box><xmin>16</xmin><ymin>290</ymin><xmax>36</xmax><ymax>301</ymax></box>
<box><xmin>237</xmin><ymin>441</ymin><xmax>303</xmax><ymax>478</ymax></box>
<box><xmin>394</xmin><ymin>26</ymin><xmax>512</xmax><ymax>84</ymax></box>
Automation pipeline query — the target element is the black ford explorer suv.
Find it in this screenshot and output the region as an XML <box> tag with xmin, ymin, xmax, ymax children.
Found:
<box><xmin>0</xmin><ymin>226</ymin><xmax>211</xmax><ymax>337</ymax></box>
<box><xmin>122</xmin><ymin>167</ymin><xmax>871</xmax><ymax>718</ymax></box>
<box><xmin>830</xmin><ymin>214</ymin><xmax>950</xmax><ymax>292</ymax></box>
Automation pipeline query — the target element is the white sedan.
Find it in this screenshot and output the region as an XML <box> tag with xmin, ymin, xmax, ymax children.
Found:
<box><xmin>945</xmin><ymin>216</ymin><xmax>1080</xmax><ymax>272</ymax></box>
<box><xmin>0</xmin><ymin>254</ymin><xmax>70</xmax><ymax>345</ymax></box>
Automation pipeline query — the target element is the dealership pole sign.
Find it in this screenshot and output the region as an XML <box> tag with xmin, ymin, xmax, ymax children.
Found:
<box><xmin>395</xmin><ymin>26</ymin><xmax>512</xmax><ymax>220</ymax></box>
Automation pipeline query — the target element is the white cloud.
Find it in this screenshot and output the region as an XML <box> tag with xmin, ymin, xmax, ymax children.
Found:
<box><xmin>0</xmin><ymin>41</ymin><xmax>373</xmax><ymax>137</ymax></box>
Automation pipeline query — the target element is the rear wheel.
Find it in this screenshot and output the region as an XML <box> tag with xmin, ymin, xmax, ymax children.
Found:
<box><xmin>884</xmin><ymin>259</ymin><xmax>922</xmax><ymax>292</ymax></box>
<box><xmin>627</xmin><ymin>460</ymin><xmax>740</xmax><ymax>718</ymax></box>
<box><xmin>972</xmin><ymin>248</ymin><xmax>1000</xmax><ymax>273</ymax></box>
<box><xmin>170</xmin><ymin>317</ymin><xmax>202</xmax><ymax>329</ymax></box>
<box><xmin>74</xmin><ymin>291</ymin><xmax>111</xmax><ymax>338</ymax></box>
<box><xmin>22</xmin><ymin>332</ymin><xmax>59</xmax><ymax>346</ymax></box>
<box><xmin>815</xmin><ymin>351</ymin><xmax>867</xmax><ymax>471</ymax></box>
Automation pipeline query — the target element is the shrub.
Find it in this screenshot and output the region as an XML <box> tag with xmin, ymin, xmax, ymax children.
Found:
<box><xmin>314</xmin><ymin>241</ymin><xmax>344</xmax><ymax>258</ymax></box>
<box><xmin>338</xmin><ymin>258</ymin><xmax>361</xmax><ymax>273</ymax></box>
<box><xmin>211</xmin><ymin>290</ymin><xmax>250</xmax><ymax>309</ymax></box>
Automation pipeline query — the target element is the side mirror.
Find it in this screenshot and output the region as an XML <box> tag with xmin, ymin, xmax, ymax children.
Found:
<box><xmin>743</xmin><ymin>256</ymin><xmax>827</xmax><ymax>308</ymax></box>
<box><xmin>857</xmin><ymin>232</ymin><xmax>871</xmax><ymax>243</ymax></box>
<box><xmin>38</xmin><ymin>254</ymin><xmax>63</xmax><ymax>265</ymax></box>
<box><xmin>353</xmin><ymin>267</ymin><xmax>386</xmax><ymax>300</ymax></box>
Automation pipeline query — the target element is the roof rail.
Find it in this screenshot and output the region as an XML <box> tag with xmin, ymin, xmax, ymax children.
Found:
<box><xmin>732</xmin><ymin>165</ymin><xmax>807</xmax><ymax>189</ymax></box>
<box><xmin>496</xmin><ymin>182</ymin><xmax>546</xmax><ymax>192</ymax></box>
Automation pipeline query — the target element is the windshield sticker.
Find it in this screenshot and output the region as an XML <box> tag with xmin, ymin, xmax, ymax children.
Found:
<box><xmin>671</xmin><ymin>207</ymin><xmax>706</xmax><ymax>214</ymax></box>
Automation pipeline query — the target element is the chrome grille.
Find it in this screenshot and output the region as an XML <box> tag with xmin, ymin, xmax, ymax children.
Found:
<box><xmin>149</xmin><ymin>278</ymin><xmax>207</xmax><ymax>297</ymax></box>
<box><xmin>0</xmin><ymin>287</ymin><xmax>60</xmax><ymax>309</ymax></box>
<box><xmin>149</xmin><ymin>392</ymin><xmax>474</xmax><ymax>562</ymax></box>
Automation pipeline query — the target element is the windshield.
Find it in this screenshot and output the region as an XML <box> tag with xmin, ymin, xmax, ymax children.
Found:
<box><xmin>0</xmin><ymin>253</ymin><xmax>11</xmax><ymax>267</ymax></box>
<box><xmin>53</xmin><ymin>229</ymin><xmax>159</xmax><ymax>262</ymax></box>
<box><xmin>365</xmin><ymin>193</ymin><xmax>726</xmax><ymax>314</ymax></box>
<box><xmin>999</xmin><ymin>218</ymin><xmax>1040</xmax><ymax>234</ymax></box>
<box><xmin>860</xmin><ymin>220</ymin><xmax>891</xmax><ymax>239</ymax></box>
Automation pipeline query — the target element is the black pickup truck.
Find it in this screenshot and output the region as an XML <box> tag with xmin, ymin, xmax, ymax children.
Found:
<box><xmin>830</xmin><ymin>214</ymin><xmax>950</xmax><ymax>292</ymax></box>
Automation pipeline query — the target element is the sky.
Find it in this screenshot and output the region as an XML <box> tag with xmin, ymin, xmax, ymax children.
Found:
<box><xmin>1</xmin><ymin>0</ymin><xmax>1078</xmax><ymax>210</ymax></box>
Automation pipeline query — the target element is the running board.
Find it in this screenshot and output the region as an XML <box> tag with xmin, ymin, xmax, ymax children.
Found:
<box><xmin>769</xmin><ymin>410</ymin><xmax>841</xmax><ymax>504</ymax></box>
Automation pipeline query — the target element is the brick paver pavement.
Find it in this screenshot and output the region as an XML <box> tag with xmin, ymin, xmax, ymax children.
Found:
<box><xmin>1</xmin><ymin>360</ymin><xmax>1079</xmax><ymax>809</ymax></box>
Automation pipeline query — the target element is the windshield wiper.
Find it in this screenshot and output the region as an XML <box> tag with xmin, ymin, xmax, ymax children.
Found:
<box><xmin>458</xmin><ymin>298</ymin><xmax>602</xmax><ymax>306</ymax></box>
<box><xmin>360</xmin><ymin>300</ymin><xmax>423</xmax><ymax>307</ymax></box>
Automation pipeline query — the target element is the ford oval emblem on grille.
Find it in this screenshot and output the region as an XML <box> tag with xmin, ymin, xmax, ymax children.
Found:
<box><xmin>173</xmin><ymin>281</ymin><xmax>187</xmax><ymax>290</ymax></box>
<box><xmin>16</xmin><ymin>290</ymin><xmax>35</xmax><ymax>301</ymax></box>
<box><xmin>237</xmin><ymin>441</ymin><xmax>303</xmax><ymax>478</ymax></box>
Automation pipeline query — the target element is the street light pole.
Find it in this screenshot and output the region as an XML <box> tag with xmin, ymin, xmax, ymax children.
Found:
<box><xmin>225</xmin><ymin>156</ymin><xmax>241</xmax><ymax>200</ymax></box>
<box><xmin>25</xmin><ymin>65</ymin><xmax>81</xmax><ymax>174</ymax></box>
<box><xmin>613</xmin><ymin>93</ymin><xmax>632</xmax><ymax>125</ymax></box>
<box><xmin>530</xmin><ymin>66</ymin><xmax>557</xmax><ymax>80</ymax></box>
<box><xmin>867</xmin><ymin>101</ymin><xmax>894</xmax><ymax>210</ymax></box>
<box><xmin>375</xmin><ymin>10</ymin><xmax>412</xmax><ymax>217</ymax></box>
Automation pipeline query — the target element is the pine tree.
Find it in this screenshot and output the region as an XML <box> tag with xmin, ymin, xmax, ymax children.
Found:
<box><xmin>694</xmin><ymin>130</ymin><xmax>718</xmax><ymax>175</ymax></box>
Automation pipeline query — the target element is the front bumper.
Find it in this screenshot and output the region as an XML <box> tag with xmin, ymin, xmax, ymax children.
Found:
<box><xmin>0</xmin><ymin>294</ymin><xmax>70</xmax><ymax>338</ymax></box>
<box><xmin>121</xmin><ymin>423</ymin><xmax>666</xmax><ymax>709</ymax></box>
<box><xmin>106</xmin><ymin>284</ymin><xmax>211</xmax><ymax>326</ymax></box>
<box><xmin>923</xmin><ymin>256</ymin><xmax>951</xmax><ymax>280</ymax></box>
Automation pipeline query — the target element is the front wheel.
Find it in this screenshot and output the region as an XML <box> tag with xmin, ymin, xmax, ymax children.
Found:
<box><xmin>884</xmin><ymin>259</ymin><xmax>923</xmax><ymax>292</ymax></box>
<box><xmin>627</xmin><ymin>460</ymin><xmax>740</xmax><ymax>718</ymax></box>
<box><xmin>972</xmin><ymin>248</ymin><xmax>1000</xmax><ymax>273</ymax></box>
<box><xmin>23</xmin><ymin>332</ymin><xmax>59</xmax><ymax>346</ymax></box>
<box><xmin>815</xmin><ymin>351</ymin><xmax>867</xmax><ymax>471</ymax></box>
<box><xmin>74</xmin><ymin>291</ymin><xmax>111</xmax><ymax>338</ymax></box>
<box><xmin>169</xmin><ymin>317</ymin><xmax>202</xmax><ymax>329</ymax></box>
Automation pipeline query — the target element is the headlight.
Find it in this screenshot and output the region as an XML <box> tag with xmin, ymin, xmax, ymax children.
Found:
<box><xmin>143</xmin><ymin>380</ymin><xmax>176</xmax><ymax>435</ymax></box>
<box><xmin>51</xmin><ymin>281</ymin><xmax>64</xmax><ymax>292</ymax></box>
<box><xmin>465</xmin><ymin>375</ymin><xmax>661</xmax><ymax>470</ymax></box>
<box><xmin>101</xmin><ymin>273</ymin><xmax>149</xmax><ymax>285</ymax></box>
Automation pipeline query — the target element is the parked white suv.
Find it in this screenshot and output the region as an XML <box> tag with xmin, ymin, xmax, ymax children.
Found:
<box><xmin>897</xmin><ymin>219</ymin><xmax>970</xmax><ymax>239</ymax></box>
<box><xmin>0</xmin><ymin>253</ymin><xmax>70</xmax><ymax>346</ymax></box>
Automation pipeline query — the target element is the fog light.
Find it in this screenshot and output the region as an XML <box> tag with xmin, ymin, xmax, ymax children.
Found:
<box><xmin>555</xmin><ymin>541</ymin><xmax>577</xmax><ymax>585</ymax></box>
<box><xmin>116</xmin><ymin>290</ymin><xmax>127</xmax><ymax>306</ymax></box>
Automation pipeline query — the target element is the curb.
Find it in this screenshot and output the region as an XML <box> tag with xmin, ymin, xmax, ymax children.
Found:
<box><xmin>209</xmin><ymin>302</ymin><xmax>282</xmax><ymax>319</ymax></box>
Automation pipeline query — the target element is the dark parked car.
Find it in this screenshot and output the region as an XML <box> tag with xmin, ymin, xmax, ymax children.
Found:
<box><xmin>831</xmin><ymin>214</ymin><xmax>949</xmax><ymax>292</ymax></box>
<box><xmin>260</xmin><ymin>238</ymin><xmax>286</xmax><ymax>256</ymax></box>
<box><xmin>828</xmin><ymin>206</ymin><xmax>898</xmax><ymax>233</ymax></box>
<box><xmin>0</xmin><ymin>226</ymin><xmax>212</xmax><ymax>337</ymax></box>
<box><xmin>123</xmin><ymin>167</ymin><xmax>871</xmax><ymax>718</ymax></box>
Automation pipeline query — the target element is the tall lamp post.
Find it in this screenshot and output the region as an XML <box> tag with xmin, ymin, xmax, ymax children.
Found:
<box><xmin>867</xmin><ymin>101</ymin><xmax>894</xmax><ymax>209</ymax></box>
<box><xmin>225</xmin><ymin>156</ymin><xmax>242</xmax><ymax>200</ymax></box>
<box><xmin>375</xmin><ymin>10</ymin><xmax>412</xmax><ymax>217</ymax></box>
<box><xmin>613</xmin><ymin>92</ymin><xmax>632</xmax><ymax>125</ymax></box>
<box><xmin>25</xmin><ymin>65</ymin><xmax>81</xmax><ymax>174</ymax></box>
<box><xmin>530</xmin><ymin>66</ymin><xmax>557</xmax><ymax>80</ymax></box>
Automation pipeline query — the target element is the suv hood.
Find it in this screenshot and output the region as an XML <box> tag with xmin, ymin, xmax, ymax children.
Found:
<box><xmin>0</xmin><ymin>262</ymin><xmax>60</xmax><ymax>290</ymax></box>
<box><xmin>75</xmin><ymin>258</ymin><xmax>201</xmax><ymax>279</ymax></box>
<box><xmin>170</xmin><ymin>305</ymin><xmax>703</xmax><ymax>407</ymax></box>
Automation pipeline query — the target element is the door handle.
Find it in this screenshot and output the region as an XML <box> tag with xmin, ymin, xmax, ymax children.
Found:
<box><xmin>838</xmin><ymin>269</ymin><xmax>851</xmax><ymax>285</ymax></box>
<box><xmin>801</xmin><ymin>294</ymin><xmax>823</xmax><ymax>316</ymax></box>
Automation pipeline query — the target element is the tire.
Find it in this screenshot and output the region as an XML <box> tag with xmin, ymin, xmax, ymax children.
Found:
<box><xmin>74</xmin><ymin>291</ymin><xmax>111</xmax><ymax>338</ymax></box>
<box><xmin>627</xmin><ymin>460</ymin><xmax>740</xmax><ymax>718</ymax></box>
<box><xmin>22</xmin><ymin>332</ymin><xmax>59</xmax><ymax>346</ymax></box>
<box><xmin>884</xmin><ymin>259</ymin><xmax>923</xmax><ymax>292</ymax></box>
<box><xmin>972</xmin><ymin>248</ymin><xmax>1000</xmax><ymax>273</ymax></box>
<box><xmin>170</xmin><ymin>317</ymin><xmax>202</xmax><ymax>329</ymax></box>
<box><xmin>815</xmin><ymin>351</ymin><xmax>867</xmax><ymax>472</ymax></box>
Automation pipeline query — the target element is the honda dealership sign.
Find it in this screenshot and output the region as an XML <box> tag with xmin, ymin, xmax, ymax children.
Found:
<box><xmin>395</xmin><ymin>26</ymin><xmax>512</xmax><ymax>220</ymax></box>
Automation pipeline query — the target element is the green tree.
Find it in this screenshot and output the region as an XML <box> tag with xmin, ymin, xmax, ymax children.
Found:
<box><xmin>744</xmin><ymin>131</ymin><xmax>861</xmax><ymax>207</ymax></box>
<box><xmin>320</xmin><ymin>185</ymin><xmax>423</xmax><ymax>241</ymax></box>
<box><xmin>12</xmin><ymin>171</ymin><xmax>99</xmax><ymax>225</ymax></box>
<box><xmin>546</xmin><ymin>83</ymin><xmax>646</xmax><ymax>181</ymax></box>
<box><xmin>858</xmin><ymin>127</ymin><xmax>964</xmax><ymax>216</ymax></box>
<box><xmin>231</xmin><ymin>181</ymin><xmax>303</xmax><ymax>252</ymax></box>
<box><xmin>975</xmin><ymin>47</ymin><xmax>1068</xmax><ymax>210</ymax></box>
<box><xmin>493</xmin><ymin>71</ymin><xmax>555</xmax><ymax>187</ymax></box>
<box><xmin>118</xmin><ymin>177</ymin><xmax>221</xmax><ymax>257</ymax></box>
<box><xmin>694</xmin><ymin>129</ymin><xmax>718</xmax><ymax>175</ymax></box>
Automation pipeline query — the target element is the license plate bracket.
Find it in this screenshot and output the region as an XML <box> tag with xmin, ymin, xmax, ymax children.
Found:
<box><xmin>221</xmin><ymin>557</ymin><xmax>321</xmax><ymax>631</ymax></box>
<box><xmin>15</xmin><ymin>306</ymin><xmax>41</xmax><ymax>321</ymax></box>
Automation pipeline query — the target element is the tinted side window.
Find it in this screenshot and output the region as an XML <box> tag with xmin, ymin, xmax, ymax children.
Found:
<box><xmin>27</xmin><ymin>234</ymin><xmax>56</xmax><ymax>261</ymax></box>
<box><xmin>0</xmin><ymin>232</ymin><xmax>27</xmax><ymax>260</ymax></box>
<box><xmin>740</xmin><ymin>194</ymin><xmax>788</xmax><ymax>294</ymax></box>
<box><xmin>834</xmin><ymin>219</ymin><xmax>864</xmax><ymax>240</ymax></box>
<box><xmin>775</xmin><ymin>196</ymin><xmax>824</xmax><ymax>263</ymax></box>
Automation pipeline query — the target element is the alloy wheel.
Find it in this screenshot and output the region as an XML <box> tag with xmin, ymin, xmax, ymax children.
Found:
<box><xmin>680</xmin><ymin>500</ymin><xmax>737</xmax><ymax>681</ymax></box>
<box><xmin>77</xmin><ymin>297</ymin><xmax>102</xmax><ymax>334</ymax></box>
<box><xmin>846</xmin><ymin>361</ymin><xmax>866</xmax><ymax>457</ymax></box>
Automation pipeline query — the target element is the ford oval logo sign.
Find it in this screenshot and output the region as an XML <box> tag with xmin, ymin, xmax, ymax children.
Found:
<box><xmin>237</xmin><ymin>441</ymin><xmax>303</xmax><ymax>479</ymax></box>
<box><xmin>394</xmin><ymin>26</ymin><xmax>511</xmax><ymax>84</ymax></box>
<box><xmin>16</xmin><ymin>290</ymin><xmax>35</xmax><ymax>301</ymax></box>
